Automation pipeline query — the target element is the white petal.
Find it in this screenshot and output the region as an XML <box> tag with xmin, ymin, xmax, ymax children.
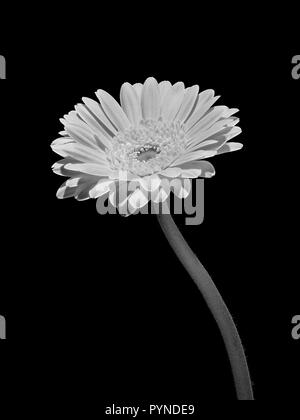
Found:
<box><xmin>64</xmin><ymin>163</ymin><xmax>116</xmax><ymax>177</ymax></box>
<box><xmin>93</xmin><ymin>132</ymin><xmax>114</xmax><ymax>151</ymax></box>
<box><xmin>158</xmin><ymin>81</ymin><xmax>172</xmax><ymax>105</ymax></box>
<box><xmin>175</xmin><ymin>85</ymin><xmax>199</xmax><ymax>123</ymax></box>
<box><xmin>187</xmin><ymin>106</ymin><xmax>228</xmax><ymax>137</ymax></box>
<box><xmin>51</xmin><ymin>137</ymin><xmax>74</xmax><ymax>147</ymax></box>
<box><xmin>89</xmin><ymin>180</ymin><xmax>114</xmax><ymax>198</ymax></box>
<box><xmin>184</xmin><ymin>90</ymin><xmax>220</xmax><ymax>131</ymax></box>
<box><xmin>136</xmin><ymin>175</ymin><xmax>161</xmax><ymax>192</ymax></box>
<box><xmin>141</xmin><ymin>77</ymin><xmax>160</xmax><ymax>121</ymax></box>
<box><xmin>186</xmin><ymin>120</ymin><xmax>240</xmax><ymax>152</ymax></box>
<box><xmin>223</xmin><ymin>108</ymin><xmax>239</xmax><ymax>118</ymax></box>
<box><xmin>111</xmin><ymin>170</ymin><xmax>136</xmax><ymax>181</ymax></box>
<box><xmin>128</xmin><ymin>188</ymin><xmax>149</xmax><ymax>210</ymax></box>
<box><xmin>171</xmin><ymin>178</ymin><xmax>192</xmax><ymax>198</ymax></box>
<box><xmin>108</xmin><ymin>181</ymin><xmax>132</xmax><ymax>209</ymax></box>
<box><xmin>118</xmin><ymin>195</ymin><xmax>131</xmax><ymax>216</ymax></box>
<box><xmin>65</xmin><ymin>119</ymin><xmax>94</xmax><ymax>137</ymax></box>
<box><xmin>96</xmin><ymin>89</ymin><xmax>131</xmax><ymax>132</ymax></box>
<box><xmin>176</xmin><ymin>160</ymin><xmax>215</xmax><ymax>178</ymax></box>
<box><xmin>193</xmin><ymin>139</ymin><xmax>219</xmax><ymax>148</ymax></box>
<box><xmin>108</xmin><ymin>190</ymin><xmax>116</xmax><ymax>207</ymax></box>
<box><xmin>52</xmin><ymin>162</ymin><xmax>64</xmax><ymax>175</ymax></box>
<box><xmin>60</xmin><ymin>113</ymin><xmax>97</xmax><ymax>137</ymax></box>
<box><xmin>56</xmin><ymin>182</ymin><xmax>78</xmax><ymax>199</ymax></box>
<box><xmin>170</xmin><ymin>150</ymin><xmax>217</xmax><ymax>166</ymax></box>
<box><xmin>66</xmin><ymin>178</ymin><xmax>80</xmax><ymax>187</ymax></box>
<box><xmin>133</xmin><ymin>83</ymin><xmax>143</xmax><ymax>100</ymax></box>
<box><xmin>75</xmin><ymin>104</ymin><xmax>115</xmax><ymax>140</ymax></box>
<box><xmin>120</xmin><ymin>82</ymin><xmax>142</xmax><ymax>126</ymax></box>
<box><xmin>180</xmin><ymin>169</ymin><xmax>202</xmax><ymax>178</ymax></box>
<box><xmin>161</xmin><ymin>82</ymin><xmax>185</xmax><ymax>121</ymax></box>
<box><xmin>65</xmin><ymin>124</ymin><xmax>102</xmax><ymax>150</ymax></box>
<box><xmin>56</xmin><ymin>184</ymin><xmax>67</xmax><ymax>199</ymax></box>
<box><xmin>62</xmin><ymin>110</ymin><xmax>83</xmax><ymax>126</ymax></box>
<box><xmin>52</xmin><ymin>158</ymin><xmax>84</xmax><ymax>177</ymax></box>
<box><xmin>52</xmin><ymin>142</ymin><xmax>109</xmax><ymax>165</ymax></box>
<box><xmin>153</xmin><ymin>182</ymin><xmax>170</xmax><ymax>203</ymax></box>
<box><xmin>217</xmin><ymin>142</ymin><xmax>243</xmax><ymax>155</ymax></box>
<box><xmin>158</xmin><ymin>167</ymin><xmax>182</xmax><ymax>178</ymax></box>
<box><xmin>225</xmin><ymin>126</ymin><xmax>242</xmax><ymax>141</ymax></box>
<box><xmin>82</xmin><ymin>97</ymin><xmax>118</xmax><ymax>135</ymax></box>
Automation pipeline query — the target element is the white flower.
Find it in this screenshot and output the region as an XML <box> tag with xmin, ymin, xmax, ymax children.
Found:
<box><xmin>51</xmin><ymin>77</ymin><xmax>242</xmax><ymax>213</ymax></box>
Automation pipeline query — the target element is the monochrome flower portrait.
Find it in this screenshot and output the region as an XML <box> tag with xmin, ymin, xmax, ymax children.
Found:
<box><xmin>51</xmin><ymin>77</ymin><xmax>242</xmax><ymax>214</ymax></box>
<box><xmin>50</xmin><ymin>76</ymin><xmax>254</xmax><ymax>400</ymax></box>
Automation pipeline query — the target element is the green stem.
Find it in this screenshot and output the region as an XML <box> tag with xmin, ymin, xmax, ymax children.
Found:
<box><xmin>157</xmin><ymin>213</ymin><xmax>254</xmax><ymax>400</ymax></box>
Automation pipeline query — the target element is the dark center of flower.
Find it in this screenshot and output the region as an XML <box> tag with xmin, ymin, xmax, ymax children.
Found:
<box><xmin>135</xmin><ymin>144</ymin><xmax>161</xmax><ymax>162</ymax></box>
<box><xmin>109</xmin><ymin>120</ymin><xmax>186</xmax><ymax>176</ymax></box>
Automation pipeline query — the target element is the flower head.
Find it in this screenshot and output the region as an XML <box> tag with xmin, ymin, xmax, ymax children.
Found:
<box><xmin>51</xmin><ymin>77</ymin><xmax>242</xmax><ymax>213</ymax></box>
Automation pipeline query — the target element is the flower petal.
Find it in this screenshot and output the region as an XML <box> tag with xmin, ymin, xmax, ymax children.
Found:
<box><xmin>158</xmin><ymin>167</ymin><xmax>182</xmax><ymax>178</ymax></box>
<box><xmin>216</xmin><ymin>142</ymin><xmax>243</xmax><ymax>155</ymax></box>
<box><xmin>51</xmin><ymin>142</ymin><xmax>109</xmax><ymax>165</ymax></box>
<box><xmin>141</xmin><ymin>77</ymin><xmax>160</xmax><ymax>121</ymax></box>
<box><xmin>187</xmin><ymin>127</ymin><xmax>242</xmax><ymax>154</ymax></box>
<box><xmin>136</xmin><ymin>174</ymin><xmax>161</xmax><ymax>192</ymax></box>
<box><xmin>65</xmin><ymin>124</ymin><xmax>107</xmax><ymax>151</ymax></box>
<box><xmin>186</xmin><ymin>120</ymin><xmax>240</xmax><ymax>152</ymax></box>
<box><xmin>82</xmin><ymin>97</ymin><xmax>118</xmax><ymax>135</ymax></box>
<box><xmin>66</xmin><ymin>122</ymin><xmax>113</xmax><ymax>151</ymax></box>
<box><xmin>176</xmin><ymin>160</ymin><xmax>215</xmax><ymax>178</ymax></box>
<box><xmin>66</xmin><ymin>178</ymin><xmax>80</xmax><ymax>187</ymax></box>
<box><xmin>96</xmin><ymin>89</ymin><xmax>131</xmax><ymax>132</ymax></box>
<box><xmin>223</xmin><ymin>108</ymin><xmax>239</xmax><ymax>118</ymax></box>
<box><xmin>51</xmin><ymin>137</ymin><xmax>74</xmax><ymax>147</ymax></box>
<box><xmin>175</xmin><ymin>85</ymin><xmax>199</xmax><ymax>123</ymax></box>
<box><xmin>74</xmin><ymin>178</ymin><xmax>101</xmax><ymax>201</ymax></box>
<box><xmin>52</xmin><ymin>158</ymin><xmax>84</xmax><ymax>177</ymax></box>
<box><xmin>89</xmin><ymin>179</ymin><xmax>114</xmax><ymax>198</ymax></box>
<box><xmin>184</xmin><ymin>90</ymin><xmax>220</xmax><ymax>131</ymax></box>
<box><xmin>171</xmin><ymin>178</ymin><xmax>192</xmax><ymax>198</ymax></box>
<box><xmin>56</xmin><ymin>176</ymin><xmax>100</xmax><ymax>201</ymax></box>
<box><xmin>133</xmin><ymin>83</ymin><xmax>143</xmax><ymax>100</ymax></box>
<box><xmin>161</xmin><ymin>82</ymin><xmax>185</xmax><ymax>121</ymax></box>
<box><xmin>225</xmin><ymin>126</ymin><xmax>242</xmax><ymax>141</ymax></box>
<box><xmin>120</xmin><ymin>82</ymin><xmax>142</xmax><ymax>126</ymax></box>
<box><xmin>153</xmin><ymin>181</ymin><xmax>171</xmax><ymax>203</ymax></box>
<box><xmin>108</xmin><ymin>180</ymin><xmax>133</xmax><ymax>211</ymax></box>
<box><xmin>64</xmin><ymin>163</ymin><xmax>116</xmax><ymax>177</ymax></box>
<box><xmin>60</xmin><ymin>114</ymin><xmax>101</xmax><ymax>141</ymax></box>
<box><xmin>56</xmin><ymin>182</ymin><xmax>78</xmax><ymax>199</ymax></box>
<box><xmin>61</xmin><ymin>110</ymin><xmax>86</xmax><ymax>127</ymax></box>
<box><xmin>187</xmin><ymin>106</ymin><xmax>228</xmax><ymax>137</ymax></box>
<box><xmin>74</xmin><ymin>104</ymin><xmax>116</xmax><ymax>140</ymax></box>
<box><xmin>180</xmin><ymin>169</ymin><xmax>202</xmax><ymax>178</ymax></box>
<box><xmin>128</xmin><ymin>188</ymin><xmax>149</xmax><ymax>210</ymax></box>
<box><xmin>170</xmin><ymin>150</ymin><xmax>217</xmax><ymax>166</ymax></box>
<box><xmin>158</xmin><ymin>81</ymin><xmax>172</xmax><ymax>105</ymax></box>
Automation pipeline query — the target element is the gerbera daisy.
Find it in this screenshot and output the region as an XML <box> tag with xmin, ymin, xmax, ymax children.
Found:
<box><xmin>50</xmin><ymin>77</ymin><xmax>254</xmax><ymax>399</ymax></box>
<box><xmin>51</xmin><ymin>77</ymin><xmax>242</xmax><ymax>213</ymax></box>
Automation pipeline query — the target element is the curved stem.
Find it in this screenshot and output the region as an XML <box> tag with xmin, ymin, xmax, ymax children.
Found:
<box><xmin>157</xmin><ymin>213</ymin><xmax>254</xmax><ymax>400</ymax></box>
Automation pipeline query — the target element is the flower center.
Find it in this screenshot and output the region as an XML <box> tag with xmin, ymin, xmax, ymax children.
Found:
<box><xmin>135</xmin><ymin>144</ymin><xmax>161</xmax><ymax>162</ymax></box>
<box><xmin>107</xmin><ymin>119</ymin><xmax>186</xmax><ymax>176</ymax></box>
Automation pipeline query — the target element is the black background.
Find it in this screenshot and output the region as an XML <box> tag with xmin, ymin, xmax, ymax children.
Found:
<box><xmin>0</xmin><ymin>9</ymin><xmax>299</xmax><ymax>408</ymax></box>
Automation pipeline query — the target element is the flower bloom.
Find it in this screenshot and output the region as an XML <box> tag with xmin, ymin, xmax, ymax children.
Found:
<box><xmin>51</xmin><ymin>77</ymin><xmax>242</xmax><ymax>213</ymax></box>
